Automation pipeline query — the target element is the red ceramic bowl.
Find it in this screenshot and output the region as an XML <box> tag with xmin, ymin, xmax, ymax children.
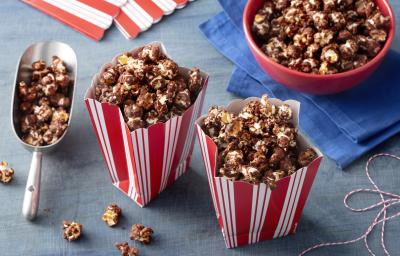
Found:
<box><xmin>243</xmin><ymin>0</ymin><xmax>396</xmax><ymax>95</ymax></box>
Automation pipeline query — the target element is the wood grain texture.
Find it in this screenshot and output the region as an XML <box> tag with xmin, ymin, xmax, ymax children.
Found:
<box><xmin>0</xmin><ymin>0</ymin><xmax>399</xmax><ymax>255</ymax></box>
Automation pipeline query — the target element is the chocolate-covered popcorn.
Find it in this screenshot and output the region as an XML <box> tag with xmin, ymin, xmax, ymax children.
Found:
<box><xmin>95</xmin><ymin>44</ymin><xmax>204</xmax><ymax>131</ymax></box>
<box><xmin>115</xmin><ymin>242</ymin><xmax>139</xmax><ymax>256</ymax></box>
<box><xmin>298</xmin><ymin>148</ymin><xmax>318</xmax><ymax>167</ymax></box>
<box><xmin>203</xmin><ymin>95</ymin><xmax>318</xmax><ymax>188</ymax></box>
<box><xmin>130</xmin><ymin>224</ymin><xmax>154</xmax><ymax>244</ymax></box>
<box><xmin>102</xmin><ymin>204</ymin><xmax>122</xmax><ymax>227</ymax></box>
<box><xmin>0</xmin><ymin>161</ymin><xmax>15</xmax><ymax>184</ymax></box>
<box><xmin>62</xmin><ymin>220</ymin><xmax>82</xmax><ymax>241</ymax></box>
<box><xmin>17</xmin><ymin>56</ymin><xmax>71</xmax><ymax>146</ymax></box>
<box><xmin>252</xmin><ymin>0</ymin><xmax>390</xmax><ymax>74</ymax></box>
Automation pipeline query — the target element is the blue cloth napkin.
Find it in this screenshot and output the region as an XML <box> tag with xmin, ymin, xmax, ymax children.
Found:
<box><xmin>199</xmin><ymin>0</ymin><xmax>400</xmax><ymax>168</ymax></box>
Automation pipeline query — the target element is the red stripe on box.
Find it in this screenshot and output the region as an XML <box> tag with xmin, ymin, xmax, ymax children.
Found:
<box><xmin>259</xmin><ymin>176</ymin><xmax>290</xmax><ymax>240</ymax></box>
<box><xmin>289</xmin><ymin>157</ymin><xmax>322</xmax><ymax>235</ymax></box>
<box><xmin>168</xmin><ymin>114</ymin><xmax>191</xmax><ymax>184</ymax></box>
<box><xmin>92</xmin><ymin>100</ymin><xmax>118</xmax><ymax>183</ymax></box>
<box><xmin>147</xmin><ymin>123</ymin><xmax>166</xmax><ymax>201</ymax></box>
<box><xmin>118</xmin><ymin>180</ymin><xmax>130</xmax><ymax>194</ymax></box>
<box><xmin>233</xmin><ymin>182</ymin><xmax>253</xmax><ymax>246</ymax></box>
<box><xmin>77</xmin><ymin>0</ymin><xmax>121</xmax><ymax>17</ymax></box>
<box><xmin>114</xmin><ymin>9</ymin><xmax>142</xmax><ymax>39</ymax></box>
<box><xmin>135</xmin><ymin>0</ymin><xmax>164</xmax><ymax>23</ymax></box>
<box><xmin>102</xmin><ymin>103</ymin><xmax>130</xmax><ymax>183</ymax></box>
<box><xmin>173</xmin><ymin>0</ymin><xmax>188</xmax><ymax>8</ymax></box>
<box><xmin>23</xmin><ymin>0</ymin><xmax>105</xmax><ymax>41</ymax></box>
<box><xmin>196</xmin><ymin>126</ymin><xmax>220</xmax><ymax>216</ymax></box>
<box><xmin>85</xmin><ymin>99</ymin><xmax>114</xmax><ymax>182</ymax></box>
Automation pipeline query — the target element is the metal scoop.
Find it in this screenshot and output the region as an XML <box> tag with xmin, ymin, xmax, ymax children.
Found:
<box><xmin>11</xmin><ymin>41</ymin><xmax>77</xmax><ymax>220</ymax></box>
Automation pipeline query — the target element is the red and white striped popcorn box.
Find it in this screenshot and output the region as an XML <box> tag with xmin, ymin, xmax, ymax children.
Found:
<box><xmin>84</xmin><ymin>42</ymin><xmax>208</xmax><ymax>207</ymax></box>
<box><xmin>23</xmin><ymin>0</ymin><xmax>125</xmax><ymax>41</ymax></box>
<box><xmin>195</xmin><ymin>97</ymin><xmax>323</xmax><ymax>248</ymax></box>
<box><xmin>114</xmin><ymin>0</ymin><xmax>197</xmax><ymax>39</ymax></box>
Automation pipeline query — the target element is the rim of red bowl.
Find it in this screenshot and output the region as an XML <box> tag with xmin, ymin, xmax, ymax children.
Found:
<box><xmin>243</xmin><ymin>0</ymin><xmax>396</xmax><ymax>79</ymax></box>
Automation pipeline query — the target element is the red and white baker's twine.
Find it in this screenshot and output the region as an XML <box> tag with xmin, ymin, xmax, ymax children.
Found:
<box><xmin>300</xmin><ymin>153</ymin><xmax>400</xmax><ymax>256</ymax></box>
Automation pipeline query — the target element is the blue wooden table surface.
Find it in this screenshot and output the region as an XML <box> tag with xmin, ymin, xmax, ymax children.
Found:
<box><xmin>0</xmin><ymin>0</ymin><xmax>399</xmax><ymax>255</ymax></box>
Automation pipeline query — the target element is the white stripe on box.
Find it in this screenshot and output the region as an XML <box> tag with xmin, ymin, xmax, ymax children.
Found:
<box><xmin>161</xmin><ymin>117</ymin><xmax>181</xmax><ymax>191</ymax></box>
<box><xmin>67</xmin><ymin>0</ymin><xmax>113</xmax><ymax>22</ymax></box>
<box><xmin>125</xmin><ymin>1</ymin><xmax>152</xmax><ymax>29</ymax></box>
<box><xmin>136</xmin><ymin>129</ymin><xmax>148</xmax><ymax>205</ymax></box>
<box><xmin>105</xmin><ymin>0</ymin><xmax>127</xmax><ymax>7</ymax></box>
<box><xmin>257</xmin><ymin>186</ymin><xmax>271</xmax><ymax>242</ymax></box>
<box><xmin>131</xmin><ymin>1</ymin><xmax>154</xmax><ymax>24</ymax></box>
<box><xmin>163</xmin><ymin>0</ymin><xmax>177</xmax><ymax>11</ymax></box>
<box><xmin>248</xmin><ymin>185</ymin><xmax>258</xmax><ymax>244</ymax></box>
<box><xmin>114</xmin><ymin>20</ymin><xmax>131</xmax><ymax>39</ymax></box>
<box><xmin>178</xmin><ymin>88</ymin><xmax>203</xmax><ymax>176</ymax></box>
<box><xmin>152</xmin><ymin>0</ymin><xmax>174</xmax><ymax>15</ymax></box>
<box><xmin>162</xmin><ymin>118</ymin><xmax>178</xmax><ymax>190</ymax></box>
<box><xmin>278</xmin><ymin>170</ymin><xmax>302</xmax><ymax>238</ymax></box>
<box><xmin>251</xmin><ymin>184</ymin><xmax>267</xmax><ymax>243</ymax></box>
<box><xmin>90</xmin><ymin>100</ymin><xmax>118</xmax><ymax>183</ymax></box>
<box><xmin>167</xmin><ymin>117</ymin><xmax>182</xmax><ymax>182</ymax></box>
<box><xmin>221</xmin><ymin>179</ymin><xmax>235</xmax><ymax>247</ymax></box>
<box><xmin>228</xmin><ymin>181</ymin><xmax>237</xmax><ymax>247</ymax></box>
<box><xmin>88</xmin><ymin>100</ymin><xmax>116</xmax><ymax>183</ymax></box>
<box><xmin>162</xmin><ymin>119</ymin><xmax>174</xmax><ymax>191</ymax></box>
<box><xmin>159</xmin><ymin>121</ymin><xmax>170</xmax><ymax>193</ymax></box>
<box><xmin>151</xmin><ymin>0</ymin><xmax>169</xmax><ymax>12</ymax></box>
<box><xmin>174</xmin><ymin>162</ymin><xmax>181</xmax><ymax>179</ymax></box>
<box><xmin>167</xmin><ymin>116</ymin><xmax>182</xmax><ymax>181</ymax></box>
<box><xmin>87</xmin><ymin>101</ymin><xmax>111</xmax><ymax>180</ymax></box>
<box><xmin>200</xmin><ymin>130</ymin><xmax>218</xmax><ymax>215</ymax></box>
<box><xmin>143</xmin><ymin>128</ymin><xmax>151</xmax><ymax>204</ymax></box>
<box><xmin>284</xmin><ymin>168</ymin><xmax>307</xmax><ymax>236</ymax></box>
<box><xmin>175</xmin><ymin>161</ymin><xmax>185</xmax><ymax>179</ymax></box>
<box><xmin>131</xmin><ymin>130</ymin><xmax>146</xmax><ymax>206</ymax></box>
<box><xmin>120</xmin><ymin>112</ymin><xmax>137</xmax><ymax>199</ymax></box>
<box><xmin>273</xmin><ymin>173</ymin><xmax>296</xmax><ymax>238</ymax></box>
<box><xmin>44</xmin><ymin>0</ymin><xmax>111</xmax><ymax>29</ymax></box>
<box><xmin>198</xmin><ymin>130</ymin><xmax>219</xmax><ymax>218</ymax></box>
<box><xmin>122</xmin><ymin>2</ymin><xmax>150</xmax><ymax>31</ymax></box>
<box><xmin>216</xmin><ymin>179</ymin><xmax>231</xmax><ymax>248</ymax></box>
<box><xmin>250</xmin><ymin>186</ymin><xmax>260</xmax><ymax>243</ymax></box>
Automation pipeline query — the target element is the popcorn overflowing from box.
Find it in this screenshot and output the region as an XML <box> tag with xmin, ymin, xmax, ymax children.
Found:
<box><xmin>84</xmin><ymin>42</ymin><xmax>208</xmax><ymax>207</ymax></box>
<box><xmin>195</xmin><ymin>95</ymin><xmax>323</xmax><ymax>248</ymax></box>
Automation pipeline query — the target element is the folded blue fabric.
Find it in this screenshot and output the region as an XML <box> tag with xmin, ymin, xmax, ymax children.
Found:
<box><xmin>199</xmin><ymin>1</ymin><xmax>400</xmax><ymax>168</ymax></box>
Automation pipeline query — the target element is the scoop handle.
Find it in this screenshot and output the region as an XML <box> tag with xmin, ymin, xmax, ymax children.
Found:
<box><xmin>22</xmin><ymin>151</ymin><xmax>42</xmax><ymax>220</ymax></box>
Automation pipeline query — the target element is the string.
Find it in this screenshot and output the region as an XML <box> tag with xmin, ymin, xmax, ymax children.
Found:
<box><xmin>299</xmin><ymin>153</ymin><xmax>400</xmax><ymax>256</ymax></box>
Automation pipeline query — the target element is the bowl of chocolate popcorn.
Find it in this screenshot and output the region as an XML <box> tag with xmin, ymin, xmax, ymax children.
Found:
<box><xmin>195</xmin><ymin>95</ymin><xmax>323</xmax><ymax>248</ymax></box>
<box><xmin>84</xmin><ymin>42</ymin><xmax>208</xmax><ymax>207</ymax></box>
<box><xmin>243</xmin><ymin>0</ymin><xmax>395</xmax><ymax>94</ymax></box>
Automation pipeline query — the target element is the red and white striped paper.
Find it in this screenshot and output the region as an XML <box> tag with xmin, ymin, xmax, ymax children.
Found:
<box><xmin>23</xmin><ymin>0</ymin><xmax>197</xmax><ymax>40</ymax></box>
<box><xmin>195</xmin><ymin>98</ymin><xmax>323</xmax><ymax>248</ymax></box>
<box><xmin>84</xmin><ymin>43</ymin><xmax>208</xmax><ymax>207</ymax></box>
<box><xmin>114</xmin><ymin>0</ymin><xmax>197</xmax><ymax>39</ymax></box>
<box><xmin>23</xmin><ymin>0</ymin><xmax>124</xmax><ymax>41</ymax></box>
